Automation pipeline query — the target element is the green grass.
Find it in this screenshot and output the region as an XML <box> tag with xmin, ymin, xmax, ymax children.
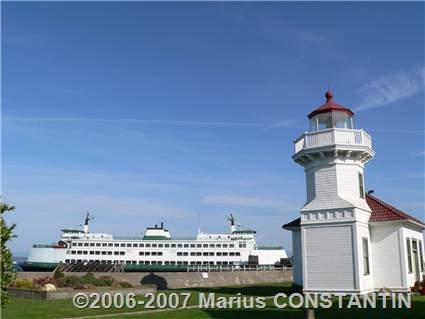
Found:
<box><xmin>2</xmin><ymin>283</ymin><xmax>424</xmax><ymax>319</ymax></box>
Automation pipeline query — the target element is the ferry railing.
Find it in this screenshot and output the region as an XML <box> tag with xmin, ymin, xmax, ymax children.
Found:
<box><xmin>186</xmin><ymin>264</ymin><xmax>291</xmax><ymax>272</ymax></box>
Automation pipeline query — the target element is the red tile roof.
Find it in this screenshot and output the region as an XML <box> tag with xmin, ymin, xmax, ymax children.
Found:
<box><xmin>282</xmin><ymin>194</ymin><xmax>425</xmax><ymax>229</ymax></box>
<box><xmin>366</xmin><ymin>193</ymin><xmax>425</xmax><ymax>226</ymax></box>
<box><xmin>307</xmin><ymin>90</ymin><xmax>354</xmax><ymax>119</ymax></box>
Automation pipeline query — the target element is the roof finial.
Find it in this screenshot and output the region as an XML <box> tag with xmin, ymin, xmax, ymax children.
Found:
<box><xmin>325</xmin><ymin>90</ymin><xmax>333</xmax><ymax>102</ymax></box>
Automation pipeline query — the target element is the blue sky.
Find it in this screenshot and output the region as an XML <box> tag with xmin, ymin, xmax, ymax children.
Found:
<box><xmin>2</xmin><ymin>2</ymin><xmax>424</xmax><ymax>256</ymax></box>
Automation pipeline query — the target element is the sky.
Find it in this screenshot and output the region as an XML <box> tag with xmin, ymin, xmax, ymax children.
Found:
<box><xmin>2</xmin><ymin>1</ymin><xmax>424</xmax><ymax>256</ymax></box>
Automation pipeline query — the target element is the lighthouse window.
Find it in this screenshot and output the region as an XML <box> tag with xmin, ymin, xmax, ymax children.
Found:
<box><xmin>407</xmin><ymin>238</ymin><xmax>413</xmax><ymax>273</ymax></box>
<box><xmin>362</xmin><ymin>238</ymin><xmax>370</xmax><ymax>275</ymax></box>
<box><xmin>358</xmin><ymin>173</ymin><xmax>365</xmax><ymax>199</ymax></box>
<box><xmin>419</xmin><ymin>240</ymin><xmax>424</xmax><ymax>271</ymax></box>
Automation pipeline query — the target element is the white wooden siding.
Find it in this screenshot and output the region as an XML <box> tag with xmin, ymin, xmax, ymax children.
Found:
<box><xmin>292</xmin><ymin>230</ymin><xmax>303</xmax><ymax>285</ymax></box>
<box><xmin>370</xmin><ymin>224</ymin><xmax>403</xmax><ymax>289</ymax></box>
<box><xmin>303</xmin><ymin>225</ymin><xmax>355</xmax><ymax>290</ymax></box>
<box><xmin>402</xmin><ymin>226</ymin><xmax>425</xmax><ymax>287</ymax></box>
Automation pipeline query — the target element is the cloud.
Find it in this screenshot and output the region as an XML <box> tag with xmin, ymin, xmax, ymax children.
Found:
<box><xmin>409</xmin><ymin>150</ymin><xmax>425</xmax><ymax>157</ymax></box>
<box><xmin>3</xmin><ymin>116</ymin><xmax>268</xmax><ymax>127</ymax></box>
<box><xmin>354</xmin><ymin>67</ymin><xmax>425</xmax><ymax>111</ymax></box>
<box><xmin>402</xmin><ymin>172</ymin><xmax>425</xmax><ymax>178</ymax></box>
<box><xmin>265</xmin><ymin>120</ymin><xmax>299</xmax><ymax>130</ymax></box>
<box><xmin>201</xmin><ymin>194</ymin><xmax>298</xmax><ymax>209</ymax></box>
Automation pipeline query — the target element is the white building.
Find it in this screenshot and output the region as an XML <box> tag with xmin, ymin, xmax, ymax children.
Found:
<box><xmin>283</xmin><ymin>91</ymin><xmax>425</xmax><ymax>294</ymax></box>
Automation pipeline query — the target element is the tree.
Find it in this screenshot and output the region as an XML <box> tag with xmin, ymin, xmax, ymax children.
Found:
<box><xmin>1</xmin><ymin>203</ymin><xmax>17</xmax><ymax>307</ymax></box>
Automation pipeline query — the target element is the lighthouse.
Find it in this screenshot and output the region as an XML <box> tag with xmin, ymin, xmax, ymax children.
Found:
<box><xmin>283</xmin><ymin>91</ymin><xmax>425</xmax><ymax>294</ymax></box>
<box><xmin>287</xmin><ymin>90</ymin><xmax>376</xmax><ymax>293</ymax></box>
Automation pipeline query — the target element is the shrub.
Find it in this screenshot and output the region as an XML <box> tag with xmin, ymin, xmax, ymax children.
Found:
<box><xmin>33</xmin><ymin>277</ymin><xmax>55</xmax><ymax>289</ymax></box>
<box><xmin>11</xmin><ymin>279</ymin><xmax>35</xmax><ymax>289</ymax></box>
<box><xmin>62</xmin><ymin>276</ymin><xmax>82</xmax><ymax>288</ymax></box>
<box><xmin>96</xmin><ymin>276</ymin><xmax>115</xmax><ymax>287</ymax></box>
<box><xmin>81</xmin><ymin>272</ymin><xmax>97</xmax><ymax>285</ymax></box>
<box><xmin>53</xmin><ymin>270</ymin><xmax>65</xmax><ymax>281</ymax></box>
<box><xmin>118</xmin><ymin>281</ymin><xmax>133</xmax><ymax>288</ymax></box>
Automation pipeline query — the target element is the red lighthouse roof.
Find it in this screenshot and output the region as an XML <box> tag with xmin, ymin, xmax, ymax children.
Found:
<box><xmin>308</xmin><ymin>90</ymin><xmax>354</xmax><ymax>119</ymax></box>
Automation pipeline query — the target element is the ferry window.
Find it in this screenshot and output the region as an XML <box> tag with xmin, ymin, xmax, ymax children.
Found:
<box><xmin>114</xmin><ymin>243</ymin><xmax>119</xmax><ymax>247</ymax></box>
<box><xmin>133</xmin><ymin>244</ymin><xmax>138</xmax><ymax>247</ymax></box>
<box><xmin>223</xmin><ymin>262</ymin><xmax>228</xmax><ymax>265</ymax></box>
<box><xmin>126</xmin><ymin>243</ymin><xmax>131</xmax><ymax>247</ymax></box>
<box><xmin>126</xmin><ymin>260</ymin><xmax>131</xmax><ymax>264</ymax></box>
<box><xmin>95</xmin><ymin>251</ymin><xmax>100</xmax><ymax>255</ymax></box>
<box><xmin>183</xmin><ymin>261</ymin><xmax>188</xmax><ymax>265</ymax></box>
<box><xmin>114</xmin><ymin>252</ymin><xmax>119</xmax><ymax>255</ymax></box>
<box><xmin>144</xmin><ymin>261</ymin><xmax>150</xmax><ymax>265</ymax></box>
<box><xmin>145</xmin><ymin>244</ymin><xmax>151</xmax><ymax>248</ymax></box>
<box><xmin>90</xmin><ymin>243</ymin><xmax>95</xmax><ymax>247</ymax></box>
<box><xmin>152</xmin><ymin>243</ymin><xmax>157</xmax><ymax>248</ymax></box>
<box><xmin>96</xmin><ymin>243</ymin><xmax>101</xmax><ymax>247</ymax></box>
<box><xmin>216</xmin><ymin>244</ymin><xmax>221</xmax><ymax>248</ymax></box>
<box><xmin>71</xmin><ymin>250</ymin><xmax>76</xmax><ymax>254</ymax></box>
<box><xmin>170</xmin><ymin>261</ymin><xmax>176</xmax><ymax>265</ymax></box>
<box><xmin>236</xmin><ymin>252</ymin><xmax>240</xmax><ymax>256</ymax></box>
<box><xmin>196</xmin><ymin>244</ymin><xmax>202</xmax><ymax>248</ymax></box>
<box><xmin>209</xmin><ymin>244</ymin><xmax>215</xmax><ymax>248</ymax></box>
<box><xmin>83</xmin><ymin>251</ymin><xmax>88</xmax><ymax>255</ymax></box>
<box><xmin>119</xmin><ymin>251</ymin><xmax>125</xmax><ymax>255</ymax></box>
<box><xmin>203</xmin><ymin>261</ymin><xmax>208</xmax><ymax>265</ymax></box>
<box><xmin>209</xmin><ymin>261</ymin><xmax>214</xmax><ymax>265</ymax></box>
<box><xmin>84</xmin><ymin>243</ymin><xmax>89</xmax><ymax>247</ymax></box>
<box><xmin>151</xmin><ymin>261</ymin><xmax>157</xmax><ymax>265</ymax></box>
<box><xmin>196</xmin><ymin>252</ymin><xmax>202</xmax><ymax>256</ymax></box>
<box><xmin>77</xmin><ymin>250</ymin><xmax>82</xmax><ymax>254</ymax></box>
<box><xmin>139</xmin><ymin>243</ymin><xmax>144</xmax><ymax>247</ymax></box>
<box><xmin>107</xmin><ymin>251</ymin><xmax>112</xmax><ymax>255</ymax></box>
<box><xmin>178</xmin><ymin>244</ymin><xmax>183</xmax><ymax>248</ymax></box>
<box><xmin>223</xmin><ymin>244</ymin><xmax>228</xmax><ymax>248</ymax></box>
<box><xmin>171</xmin><ymin>244</ymin><xmax>176</xmax><ymax>248</ymax></box>
<box><xmin>229</xmin><ymin>244</ymin><xmax>234</xmax><ymax>248</ymax></box>
<box><xmin>101</xmin><ymin>251</ymin><xmax>106</xmax><ymax>255</ymax></box>
<box><xmin>177</xmin><ymin>261</ymin><xmax>182</xmax><ymax>265</ymax></box>
<box><xmin>190</xmin><ymin>261</ymin><xmax>196</xmax><ymax>265</ymax></box>
<box><xmin>120</xmin><ymin>243</ymin><xmax>125</xmax><ymax>247</ymax></box>
<box><xmin>164</xmin><ymin>244</ymin><xmax>170</xmax><ymax>248</ymax></box>
<box><xmin>108</xmin><ymin>243</ymin><xmax>113</xmax><ymax>247</ymax></box>
<box><xmin>190</xmin><ymin>252</ymin><xmax>195</xmax><ymax>256</ymax></box>
<box><xmin>209</xmin><ymin>252</ymin><xmax>214</xmax><ymax>256</ymax></box>
<box><xmin>177</xmin><ymin>252</ymin><xmax>182</xmax><ymax>256</ymax></box>
<box><xmin>189</xmin><ymin>244</ymin><xmax>194</xmax><ymax>248</ymax></box>
<box><xmin>203</xmin><ymin>244</ymin><xmax>208</xmax><ymax>248</ymax></box>
<box><xmin>196</xmin><ymin>261</ymin><xmax>202</xmax><ymax>265</ymax></box>
<box><xmin>158</xmin><ymin>244</ymin><xmax>163</xmax><ymax>248</ymax></box>
<box><xmin>102</xmin><ymin>243</ymin><xmax>107</xmax><ymax>247</ymax></box>
<box><xmin>159</xmin><ymin>252</ymin><xmax>163</xmax><ymax>256</ymax></box>
<box><xmin>89</xmin><ymin>251</ymin><xmax>94</xmax><ymax>255</ymax></box>
<box><xmin>229</xmin><ymin>252</ymin><xmax>235</xmax><ymax>256</ymax></box>
<box><xmin>216</xmin><ymin>252</ymin><xmax>222</xmax><ymax>256</ymax></box>
<box><xmin>145</xmin><ymin>252</ymin><xmax>150</xmax><ymax>256</ymax></box>
<box><xmin>139</xmin><ymin>252</ymin><xmax>144</xmax><ymax>256</ymax></box>
<box><xmin>222</xmin><ymin>252</ymin><xmax>228</xmax><ymax>256</ymax></box>
<box><xmin>132</xmin><ymin>261</ymin><xmax>137</xmax><ymax>264</ymax></box>
<box><xmin>152</xmin><ymin>252</ymin><xmax>157</xmax><ymax>256</ymax></box>
<box><xmin>164</xmin><ymin>261</ymin><xmax>170</xmax><ymax>265</ymax></box>
<box><xmin>78</xmin><ymin>243</ymin><xmax>83</xmax><ymax>247</ymax></box>
<box><xmin>203</xmin><ymin>252</ymin><xmax>208</xmax><ymax>256</ymax></box>
<box><xmin>65</xmin><ymin>259</ymin><xmax>70</xmax><ymax>263</ymax></box>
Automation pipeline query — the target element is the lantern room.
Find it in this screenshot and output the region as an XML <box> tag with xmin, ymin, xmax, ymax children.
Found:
<box><xmin>308</xmin><ymin>91</ymin><xmax>354</xmax><ymax>131</ymax></box>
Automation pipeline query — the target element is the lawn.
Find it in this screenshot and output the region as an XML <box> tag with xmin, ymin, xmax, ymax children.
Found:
<box><xmin>2</xmin><ymin>283</ymin><xmax>424</xmax><ymax>319</ymax></box>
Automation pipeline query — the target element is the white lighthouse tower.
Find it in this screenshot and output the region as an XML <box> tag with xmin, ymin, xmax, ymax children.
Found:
<box><xmin>291</xmin><ymin>90</ymin><xmax>375</xmax><ymax>293</ymax></box>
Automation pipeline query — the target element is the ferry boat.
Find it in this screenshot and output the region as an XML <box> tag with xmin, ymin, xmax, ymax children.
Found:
<box><xmin>22</xmin><ymin>213</ymin><xmax>288</xmax><ymax>272</ymax></box>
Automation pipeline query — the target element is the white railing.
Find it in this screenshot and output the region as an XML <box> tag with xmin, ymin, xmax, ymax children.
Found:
<box><xmin>294</xmin><ymin>128</ymin><xmax>372</xmax><ymax>153</ymax></box>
